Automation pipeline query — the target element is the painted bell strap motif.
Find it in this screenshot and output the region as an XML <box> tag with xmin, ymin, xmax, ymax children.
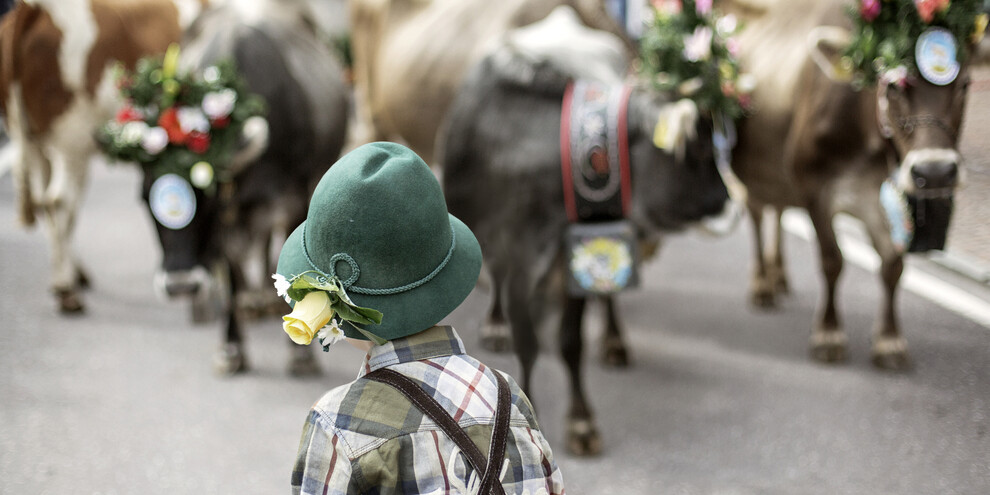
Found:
<box><xmin>916</xmin><ymin>27</ymin><xmax>959</xmax><ymax>86</ymax></box>
<box><xmin>565</xmin><ymin>220</ymin><xmax>640</xmax><ymax>296</ymax></box>
<box><xmin>560</xmin><ymin>80</ymin><xmax>633</xmax><ymax>222</ymax></box>
<box><xmin>149</xmin><ymin>173</ymin><xmax>196</xmax><ymax>230</ymax></box>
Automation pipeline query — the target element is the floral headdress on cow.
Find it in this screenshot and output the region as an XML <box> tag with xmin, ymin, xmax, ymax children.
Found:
<box><xmin>98</xmin><ymin>44</ymin><xmax>266</xmax><ymax>192</ymax></box>
<box><xmin>637</xmin><ymin>0</ymin><xmax>755</xmax><ymax>120</ymax></box>
<box><xmin>845</xmin><ymin>0</ymin><xmax>988</xmax><ymax>86</ymax></box>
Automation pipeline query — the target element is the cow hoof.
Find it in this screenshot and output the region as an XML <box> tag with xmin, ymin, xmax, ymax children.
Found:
<box><xmin>810</xmin><ymin>328</ymin><xmax>848</xmax><ymax>363</ymax></box>
<box><xmin>480</xmin><ymin>322</ymin><xmax>513</xmax><ymax>353</ymax></box>
<box><xmin>773</xmin><ymin>277</ymin><xmax>789</xmax><ymax>295</ymax></box>
<box><xmin>748</xmin><ymin>282</ymin><xmax>777</xmax><ymax>308</ymax></box>
<box><xmin>214</xmin><ymin>344</ymin><xmax>249</xmax><ymax>375</ymax></box>
<box><xmin>288</xmin><ymin>349</ymin><xmax>322</xmax><ymax>377</ymax></box>
<box><xmin>566</xmin><ymin>418</ymin><xmax>602</xmax><ymax>456</ymax></box>
<box><xmin>871</xmin><ymin>337</ymin><xmax>910</xmax><ymax>370</ymax></box>
<box><xmin>601</xmin><ymin>336</ymin><xmax>630</xmax><ymax>368</ymax></box>
<box><xmin>76</xmin><ymin>268</ymin><xmax>92</xmax><ymax>290</ymax></box>
<box><xmin>56</xmin><ymin>289</ymin><xmax>85</xmax><ymax>314</ymax></box>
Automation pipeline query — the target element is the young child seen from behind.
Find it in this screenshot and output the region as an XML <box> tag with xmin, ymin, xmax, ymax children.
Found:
<box><xmin>274</xmin><ymin>142</ymin><xmax>565</xmax><ymax>494</ymax></box>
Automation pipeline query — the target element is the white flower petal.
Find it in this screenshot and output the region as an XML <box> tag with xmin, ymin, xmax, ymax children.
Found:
<box><xmin>141</xmin><ymin>126</ymin><xmax>169</xmax><ymax>154</ymax></box>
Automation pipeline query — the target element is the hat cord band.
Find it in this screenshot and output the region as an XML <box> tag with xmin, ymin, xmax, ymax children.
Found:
<box><xmin>301</xmin><ymin>223</ymin><xmax>456</xmax><ymax>296</ymax></box>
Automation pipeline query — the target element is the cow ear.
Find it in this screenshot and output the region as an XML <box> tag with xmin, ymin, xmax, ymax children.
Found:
<box><xmin>808</xmin><ymin>26</ymin><xmax>854</xmax><ymax>83</ymax></box>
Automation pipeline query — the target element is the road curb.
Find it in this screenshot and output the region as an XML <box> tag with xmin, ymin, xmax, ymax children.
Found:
<box><xmin>928</xmin><ymin>250</ymin><xmax>990</xmax><ymax>285</ymax></box>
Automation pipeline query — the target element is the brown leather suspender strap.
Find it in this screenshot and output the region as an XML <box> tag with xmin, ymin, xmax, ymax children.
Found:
<box><xmin>364</xmin><ymin>367</ymin><xmax>511</xmax><ymax>495</ymax></box>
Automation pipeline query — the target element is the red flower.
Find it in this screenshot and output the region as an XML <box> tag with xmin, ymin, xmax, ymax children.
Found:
<box><xmin>210</xmin><ymin>115</ymin><xmax>230</xmax><ymax>129</ymax></box>
<box><xmin>158</xmin><ymin>107</ymin><xmax>187</xmax><ymax>145</ymax></box>
<box><xmin>115</xmin><ymin>105</ymin><xmax>142</xmax><ymax>123</ymax></box>
<box><xmin>186</xmin><ymin>131</ymin><xmax>211</xmax><ymax>154</ymax></box>
<box><xmin>915</xmin><ymin>0</ymin><xmax>950</xmax><ymax>23</ymax></box>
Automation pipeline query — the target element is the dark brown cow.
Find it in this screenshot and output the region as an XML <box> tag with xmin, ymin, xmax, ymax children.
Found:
<box><xmin>0</xmin><ymin>0</ymin><xmax>203</xmax><ymax>312</ymax></box>
<box><xmin>725</xmin><ymin>0</ymin><xmax>975</xmax><ymax>368</ymax></box>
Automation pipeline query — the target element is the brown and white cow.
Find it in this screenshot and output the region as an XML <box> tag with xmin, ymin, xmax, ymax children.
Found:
<box><xmin>723</xmin><ymin>0</ymin><xmax>977</xmax><ymax>368</ymax></box>
<box><xmin>0</xmin><ymin>0</ymin><xmax>204</xmax><ymax>312</ymax></box>
<box><xmin>348</xmin><ymin>0</ymin><xmax>633</xmax><ymax>165</ymax></box>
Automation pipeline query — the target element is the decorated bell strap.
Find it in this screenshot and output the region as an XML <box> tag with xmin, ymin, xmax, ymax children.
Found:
<box><xmin>560</xmin><ymin>80</ymin><xmax>633</xmax><ymax>223</ymax></box>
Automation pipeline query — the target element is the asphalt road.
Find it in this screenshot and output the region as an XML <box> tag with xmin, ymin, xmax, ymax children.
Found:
<box><xmin>1</xmin><ymin>162</ymin><xmax>989</xmax><ymax>494</ymax></box>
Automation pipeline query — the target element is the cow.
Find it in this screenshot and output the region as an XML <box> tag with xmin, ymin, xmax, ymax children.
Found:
<box><xmin>139</xmin><ymin>0</ymin><xmax>350</xmax><ymax>374</ymax></box>
<box><xmin>0</xmin><ymin>0</ymin><xmax>204</xmax><ymax>313</ymax></box>
<box><xmin>722</xmin><ymin>0</ymin><xmax>979</xmax><ymax>368</ymax></box>
<box><xmin>440</xmin><ymin>9</ymin><xmax>731</xmax><ymax>455</ymax></box>
<box><xmin>348</xmin><ymin>0</ymin><xmax>633</xmax><ymax>166</ymax></box>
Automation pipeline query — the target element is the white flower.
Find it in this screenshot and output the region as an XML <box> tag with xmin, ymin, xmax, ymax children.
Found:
<box><xmin>272</xmin><ymin>273</ymin><xmax>291</xmax><ymax>298</ymax></box>
<box><xmin>737</xmin><ymin>73</ymin><xmax>757</xmax><ymax>94</ymax></box>
<box><xmin>203</xmin><ymin>66</ymin><xmax>221</xmax><ymax>84</ymax></box>
<box><xmin>141</xmin><ymin>126</ymin><xmax>169</xmax><ymax>155</ymax></box>
<box><xmin>882</xmin><ymin>65</ymin><xmax>909</xmax><ymax>88</ymax></box>
<box><xmin>202</xmin><ymin>89</ymin><xmax>237</xmax><ymax>120</ymax></box>
<box><xmin>716</xmin><ymin>14</ymin><xmax>738</xmax><ymax>36</ymax></box>
<box><xmin>121</xmin><ymin>121</ymin><xmax>149</xmax><ymax>145</ymax></box>
<box><xmin>176</xmin><ymin>106</ymin><xmax>210</xmax><ymax>133</ymax></box>
<box><xmin>190</xmin><ymin>161</ymin><xmax>214</xmax><ymax>189</ymax></box>
<box><xmin>683</xmin><ymin>26</ymin><xmax>713</xmax><ymax>62</ymax></box>
<box><xmin>317</xmin><ymin>318</ymin><xmax>345</xmax><ymax>348</ymax></box>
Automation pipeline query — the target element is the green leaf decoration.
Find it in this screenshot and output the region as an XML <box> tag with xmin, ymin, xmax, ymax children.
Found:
<box><xmin>637</xmin><ymin>0</ymin><xmax>751</xmax><ymax>119</ymax></box>
<box><xmin>844</xmin><ymin>0</ymin><xmax>984</xmax><ymax>85</ymax></box>
<box><xmin>96</xmin><ymin>45</ymin><xmax>267</xmax><ymax>191</ymax></box>
<box><xmin>286</xmin><ymin>271</ymin><xmax>386</xmax><ymax>345</ymax></box>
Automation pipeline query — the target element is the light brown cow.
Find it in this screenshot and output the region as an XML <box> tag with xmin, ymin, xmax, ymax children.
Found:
<box><xmin>724</xmin><ymin>0</ymin><xmax>975</xmax><ymax>368</ymax></box>
<box><xmin>349</xmin><ymin>0</ymin><xmax>632</xmax><ymax>165</ymax></box>
<box><xmin>0</xmin><ymin>0</ymin><xmax>205</xmax><ymax>312</ymax></box>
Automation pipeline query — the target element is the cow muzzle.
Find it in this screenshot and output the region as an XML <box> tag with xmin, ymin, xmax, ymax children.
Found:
<box><xmin>898</xmin><ymin>148</ymin><xmax>962</xmax><ymax>197</ymax></box>
<box><xmin>154</xmin><ymin>266</ymin><xmax>212</xmax><ymax>299</ymax></box>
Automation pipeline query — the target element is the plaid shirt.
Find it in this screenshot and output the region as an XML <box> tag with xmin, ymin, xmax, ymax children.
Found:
<box><xmin>291</xmin><ymin>326</ymin><xmax>565</xmax><ymax>495</ymax></box>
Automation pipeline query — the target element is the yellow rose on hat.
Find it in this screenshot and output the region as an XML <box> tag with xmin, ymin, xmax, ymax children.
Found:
<box><xmin>282</xmin><ymin>291</ymin><xmax>335</xmax><ymax>345</ymax></box>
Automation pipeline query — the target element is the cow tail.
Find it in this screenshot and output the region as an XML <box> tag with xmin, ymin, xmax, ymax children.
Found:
<box><xmin>1</xmin><ymin>3</ymin><xmax>40</xmax><ymax>227</ymax></box>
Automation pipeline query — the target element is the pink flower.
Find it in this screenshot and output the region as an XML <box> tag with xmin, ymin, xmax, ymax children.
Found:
<box><xmin>860</xmin><ymin>0</ymin><xmax>881</xmax><ymax>22</ymax></box>
<box><xmin>726</xmin><ymin>37</ymin><xmax>741</xmax><ymax>57</ymax></box>
<box><xmin>695</xmin><ymin>0</ymin><xmax>712</xmax><ymax>15</ymax></box>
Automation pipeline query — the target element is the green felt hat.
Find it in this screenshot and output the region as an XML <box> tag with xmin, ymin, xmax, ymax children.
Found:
<box><xmin>276</xmin><ymin>142</ymin><xmax>482</xmax><ymax>341</ymax></box>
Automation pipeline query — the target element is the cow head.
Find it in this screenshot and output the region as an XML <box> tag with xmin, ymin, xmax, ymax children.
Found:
<box><xmin>810</xmin><ymin>25</ymin><xmax>971</xmax><ymax>195</ymax></box>
<box><xmin>879</xmin><ymin>72</ymin><xmax>968</xmax><ymax>195</ymax></box>
<box><xmin>626</xmin><ymin>91</ymin><xmax>730</xmax><ymax>231</ymax></box>
<box><xmin>810</xmin><ymin>24</ymin><xmax>977</xmax><ymax>251</ymax></box>
<box><xmin>140</xmin><ymin>116</ymin><xmax>269</xmax><ymax>299</ymax></box>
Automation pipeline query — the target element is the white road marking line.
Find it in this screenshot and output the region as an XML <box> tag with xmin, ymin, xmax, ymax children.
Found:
<box><xmin>781</xmin><ymin>210</ymin><xmax>990</xmax><ymax>328</ymax></box>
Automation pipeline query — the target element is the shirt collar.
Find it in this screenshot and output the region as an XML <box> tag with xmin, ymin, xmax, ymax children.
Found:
<box><xmin>357</xmin><ymin>326</ymin><xmax>466</xmax><ymax>377</ymax></box>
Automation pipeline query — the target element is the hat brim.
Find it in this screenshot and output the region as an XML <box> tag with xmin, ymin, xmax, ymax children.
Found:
<box><xmin>276</xmin><ymin>213</ymin><xmax>482</xmax><ymax>341</ymax></box>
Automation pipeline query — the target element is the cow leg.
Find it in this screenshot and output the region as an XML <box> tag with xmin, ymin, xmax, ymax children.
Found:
<box><xmin>481</xmin><ymin>281</ymin><xmax>513</xmax><ymax>353</ymax></box>
<box><xmin>600</xmin><ymin>296</ymin><xmax>629</xmax><ymax>368</ymax></box>
<box><xmin>806</xmin><ymin>205</ymin><xmax>848</xmax><ymax>363</ymax></box>
<box><xmin>561</xmin><ymin>295</ymin><xmax>601</xmax><ymax>456</ymax></box>
<box><xmin>747</xmin><ymin>202</ymin><xmax>776</xmax><ymax>308</ymax></box>
<box><xmin>40</xmin><ymin>150</ymin><xmax>90</xmax><ymax>313</ymax></box>
<box><xmin>861</xmin><ymin>209</ymin><xmax>909</xmax><ymax>370</ymax></box>
<box><xmin>767</xmin><ymin>207</ymin><xmax>790</xmax><ymax>295</ymax></box>
<box><xmin>504</xmin><ymin>271</ymin><xmax>538</xmax><ymax>396</ymax></box>
<box><xmin>215</xmin><ymin>261</ymin><xmax>248</xmax><ymax>375</ymax></box>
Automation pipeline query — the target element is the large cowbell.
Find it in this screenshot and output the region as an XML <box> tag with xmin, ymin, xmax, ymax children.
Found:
<box><xmin>565</xmin><ymin>220</ymin><xmax>640</xmax><ymax>296</ymax></box>
<box><xmin>907</xmin><ymin>194</ymin><xmax>954</xmax><ymax>252</ymax></box>
<box><xmin>881</xmin><ymin>178</ymin><xmax>954</xmax><ymax>253</ymax></box>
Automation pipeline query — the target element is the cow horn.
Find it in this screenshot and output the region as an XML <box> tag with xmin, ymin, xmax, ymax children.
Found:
<box><xmin>228</xmin><ymin>116</ymin><xmax>269</xmax><ymax>175</ymax></box>
<box><xmin>808</xmin><ymin>26</ymin><xmax>853</xmax><ymax>83</ymax></box>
